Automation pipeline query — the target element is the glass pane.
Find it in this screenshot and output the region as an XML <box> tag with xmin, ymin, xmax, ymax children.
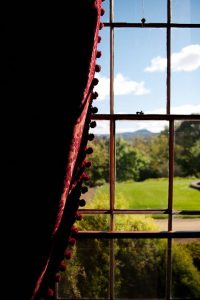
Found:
<box><xmin>114</xmin><ymin>28</ymin><xmax>166</xmax><ymax>114</ymax></box>
<box><xmin>172</xmin><ymin>238</ymin><xmax>200</xmax><ymax>299</ymax></box>
<box><xmin>114</xmin><ymin>0</ymin><xmax>167</xmax><ymax>23</ymax></box>
<box><xmin>173</xmin><ymin>215</ymin><xmax>200</xmax><ymax>231</ymax></box>
<box><xmin>115</xmin><ymin>121</ymin><xmax>169</xmax><ymax>209</ymax></box>
<box><xmin>172</xmin><ymin>0</ymin><xmax>200</xmax><ymax>24</ymax></box>
<box><xmin>84</xmin><ymin>121</ymin><xmax>110</xmax><ymax>209</ymax></box>
<box><xmin>57</xmin><ymin>239</ymin><xmax>110</xmax><ymax>299</ymax></box>
<box><xmin>77</xmin><ymin>214</ymin><xmax>109</xmax><ymax>231</ymax></box>
<box><xmin>101</xmin><ymin>0</ymin><xmax>109</xmax><ymax>23</ymax></box>
<box><xmin>173</xmin><ymin>120</ymin><xmax>200</xmax><ymax>210</ymax></box>
<box><xmin>115</xmin><ymin>214</ymin><xmax>168</xmax><ymax>231</ymax></box>
<box><xmin>95</xmin><ymin>27</ymin><xmax>110</xmax><ymax>114</ymax></box>
<box><xmin>171</xmin><ymin>29</ymin><xmax>200</xmax><ymax>114</ymax></box>
<box><xmin>115</xmin><ymin>238</ymin><xmax>167</xmax><ymax>299</ymax></box>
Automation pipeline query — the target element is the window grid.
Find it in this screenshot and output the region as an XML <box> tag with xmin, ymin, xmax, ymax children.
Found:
<box><xmin>57</xmin><ymin>1</ymin><xmax>200</xmax><ymax>299</ymax></box>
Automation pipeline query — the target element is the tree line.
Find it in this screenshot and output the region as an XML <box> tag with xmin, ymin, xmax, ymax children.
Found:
<box><xmin>87</xmin><ymin>120</ymin><xmax>200</xmax><ymax>186</ymax></box>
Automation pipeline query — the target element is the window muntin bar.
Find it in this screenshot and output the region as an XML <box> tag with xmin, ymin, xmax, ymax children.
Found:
<box><xmin>57</xmin><ymin>1</ymin><xmax>200</xmax><ymax>298</ymax></box>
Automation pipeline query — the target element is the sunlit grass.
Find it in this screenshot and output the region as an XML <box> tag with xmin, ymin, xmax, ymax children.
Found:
<box><xmin>87</xmin><ymin>177</ymin><xmax>200</xmax><ymax>211</ymax></box>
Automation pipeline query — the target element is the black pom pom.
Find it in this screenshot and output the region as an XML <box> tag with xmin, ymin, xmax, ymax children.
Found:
<box><xmin>85</xmin><ymin>147</ymin><xmax>93</xmax><ymax>154</ymax></box>
<box><xmin>87</xmin><ymin>133</ymin><xmax>95</xmax><ymax>141</ymax></box>
<box><xmin>90</xmin><ymin>121</ymin><xmax>96</xmax><ymax>128</ymax></box>
<box><xmin>68</xmin><ymin>237</ymin><xmax>76</xmax><ymax>246</ymax></box>
<box><xmin>85</xmin><ymin>161</ymin><xmax>92</xmax><ymax>168</ymax></box>
<box><xmin>101</xmin><ymin>8</ymin><xmax>105</xmax><ymax>16</ymax></box>
<box><xmin>96</xmin><ymin>51</ymin><xmax>102</xmax><ymax>58</ymax></box>
<box><xmin>76</xmin><ymin>213</ymin><xmax>83</xmax><ymax>221</ymax></box>
<box><xmin>93</xmin><ymin>78</ymin><xmax>99</xmax><ymax>86</ymax></box>
<box><xmin>59</xmin><ymin>261</ymin><xmax>66</xmax><ymax>271</ymax></box>
<box><xmin>79</xmin><ymin>199</ymin><xmax>86</xmax><ymax>207</ymax></box>
<box><xmin>95</xmin><ymin>64</ymin><xmax>101</xmax><ymax>72</ymax></box>
<box><xmin>92</xmin><ymin>91</ymin><xmax>99</xmax><ymax>99</ymax></box>
<box><xmin>99</xmin><ymin>23</ymin><xmax>104</xmax><ymax>30</ymax></box>
<box><xmin>81</xmin><ymin>186</ymin><xmax>88</xmax><ymax>194</ymax></box>
<box><xmin>91</xmin><ymin>107</ymin><xmax>98</xmax><ymax>114</ymax></box>
<box><xmin>64</xmin><ymin>250</ymin><xmax>72</xmax><ymax>260</ymax></box>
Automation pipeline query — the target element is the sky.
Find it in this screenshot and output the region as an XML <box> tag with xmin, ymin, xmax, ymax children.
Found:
<box><xmin>92</xmin><ymin>0</ymin><xmax>200</xmax><ymax>134</ymax></box>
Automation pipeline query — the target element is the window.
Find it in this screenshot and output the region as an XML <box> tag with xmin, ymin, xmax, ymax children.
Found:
<box><xmin>57</xmin><ymin>1</ymin><xmax>200</xmax><ymax>299</ymax></box>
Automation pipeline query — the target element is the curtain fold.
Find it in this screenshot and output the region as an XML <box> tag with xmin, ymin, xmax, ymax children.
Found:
<box><xmin>2</xmin><ymin>1</ymin><xmax>103</xmax><ymax>299</ymax></box>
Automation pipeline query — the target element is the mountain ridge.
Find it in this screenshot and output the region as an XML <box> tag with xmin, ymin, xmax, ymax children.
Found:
<box><xmin>96</xmin><ymin>128</ymin><xmax>158</xmax><ymax>139</ymax></box>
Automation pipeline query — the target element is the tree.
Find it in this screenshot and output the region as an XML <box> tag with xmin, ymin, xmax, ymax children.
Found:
<box><xmin>172</xmin><ymin>243</ymin><xmax>200</xmax><ymax>298</ymax></box>
<box><xmin>175</xmin><ymin>120</ymin><xmax>200</xmax><ymax>177</ymax></box>
<box><xmin>148</xmin><ymin>134</ymin><xmax>169</xmax><ymax>178</ymax></box>
<box><xmin>58</xmin><ymin>195</ymin><xmax>200</xmax><ymax>299</ymax></box>
<box><xmin>87</xmin><ymin>137</ymin><xmax>109</xmax><ymax>186</ymax></box>
<box><xmin>116</xmin><ymin>138</ymin><xmax>150</xmax><ymax>181</ymax></box>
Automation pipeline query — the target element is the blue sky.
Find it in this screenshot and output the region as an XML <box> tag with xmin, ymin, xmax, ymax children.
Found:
<box><xmin>93</xmin><ymin>0</ymin><xmax>200</xmax><ymax>133</ymax></box>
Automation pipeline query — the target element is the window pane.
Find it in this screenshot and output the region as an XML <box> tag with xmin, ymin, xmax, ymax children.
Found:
<box><xmin>84</xmin><ymin>121</ymin><xmax>110</xmax><ymax>209</ymax></box>
<box><xmin>172</xmin><ymin>0</ymin><xmax>200</xmax><ymax>24</ymax></box>
<box><xmin>114</xmin><ymin>28</ymin><xmax>166</xmax><ymax>114</ymax></box>
<box><xmin>115</xmin><ymin>214</ymin><xmax>168</xmax><ymax>231</ymax></box>
<box><xmin>115</xmin><ymin>121</ymin><xmax>169</xmax><ymax>209</ymax></box>
<box><xmin>101</xmin><ymin>0</ymin><xmax>109</xmax><ymax>23</ymax></box>
<box><xmin>115</xmin><ymin>238</ymin><xmax>167</xmax><ymax>299</ymax></box>
<box><xmin>172</xmin><ymin>238</ymin><xmax>200</xmax><ymax>299</ymax></box>
<box><xmin>95</xmin><ymin>27</ymin><xmax>110</xmax><ymax>114</ymax></box>
<box><xmin>114</xmin><ymin>0</ymin><xmax>167</xmax><ymax>23</ymax></box>
<box><xmin>173</xmin><ymin>215</ymin><xmax>200</xmax><ymax>231</ymax></box>
<box><xmin>57</xmin><ymin>239</ymin><xmax>110</xmax><ymax>299</ymax></box>
<box><xmin>173</xmin><ymin>120</ymin><xmax>200</xmax><ymax>210</ymax></box>
<box><xmin>171</xmin><ymin>29</ymin><xmax>200</xmax><ymax>114</ymax></box>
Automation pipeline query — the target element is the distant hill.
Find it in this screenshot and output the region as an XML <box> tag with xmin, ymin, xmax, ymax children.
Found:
<box><xmin>116</xmin><ymin>129</ymin><xmax>157</xmax><ymax>139</ymax></box>
<box><xmin>96</xmin><ymin>129</ymin><xmax>158</xmax><ymax>140</ymax></box>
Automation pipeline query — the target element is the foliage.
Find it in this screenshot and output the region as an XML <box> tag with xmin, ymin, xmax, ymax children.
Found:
<box><xmin>58</xmin><ymin>121</ymin><xmax>200</xmax><ymax>298</ymax></box>
<box><xmin>172</xmin><ymin>243</ymin><xmax>200</xmax><ymax>299</ymax></box>
<box><xmin>185</xmin><ymin>241</ymin><xmax>200</xmax><ymax>271</ymax></box>
<box><xmin>116</xmin><ymin>138</ymin><xmax>150</xmax><ymax>181</ymax></box>
<box><xmin>87</xmin><ymin>120</ymin><xmax>200</xmax><ymax>185</ymax></box>
<box><xmin>58</xmin><ymin>195</ymin><xmax>200</xmax><ymax>299</ymax></box>
<box><xmin>87</xmin><ymin>137</ymin><xmax>109</xmax><ymax>186</ymax></box>
<box><xmin>174</xmin><ymin>120</ymin><xmax>200</xmax><ymax>177</ymax></box>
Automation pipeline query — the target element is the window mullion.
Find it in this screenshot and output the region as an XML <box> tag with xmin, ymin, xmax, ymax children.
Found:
<box><xmin>166</xmin><ymin>0</ymin><xmax>171</xmax><ymax>114</ymax></box>
<box><xmin>166</xmin><ymin>2</ymin><xmax>172</xmax><ymax>299</ymax></box>
<box><xmin>109</xmin><ymin>1</ymin><xmax>115</xmax><ymax>299</ymax></box>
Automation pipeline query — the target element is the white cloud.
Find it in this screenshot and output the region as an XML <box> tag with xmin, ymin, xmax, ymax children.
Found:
<box><xmin>91</xmin><ymin>120</ymin><xmax>110</xmax><ymax>135</ymax></box>
<box><xmin>94</xmin><ymin>75</ymin><xmax>109</xmax><ymax>100</ymax></box>
<box><xmin>114</xmin><ymin>73</ymin><xmax>150</xmax><ymax>96</ymax></box>
<box><xmin>145</xmin><ymin>44</ymin><xmax>200</xmax><ymax>72</ymax></box>
<box><xmin>171</xmin><ymin>104</ymin><xmax>200</xmax><ymax>114</ymax></box>
<box><xmin>145</xmin><ymin>56</ymin><xmax>167</xmax><ymax>72</ymax></box>
<box><xmin>146</xmin><ymin>104</ymin><xmax>200</xmax><ymax>115</ymax></box>
<box><xmin>94</xmin><ymin>73</ymin><xmax>150</xmax><ymax>100</ymax></box>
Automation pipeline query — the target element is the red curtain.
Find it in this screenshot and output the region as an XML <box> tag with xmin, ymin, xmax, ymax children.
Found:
<box><xmin>2</xmin><ymin>1</ymin><xmax>103</xmax><ymax>299</ymax></box>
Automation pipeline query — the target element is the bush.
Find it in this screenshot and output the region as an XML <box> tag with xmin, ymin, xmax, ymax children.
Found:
<box><xmin>58</xmin><ymin>214</ymin><xmax>200</xmax><ymax>299</ymax></box>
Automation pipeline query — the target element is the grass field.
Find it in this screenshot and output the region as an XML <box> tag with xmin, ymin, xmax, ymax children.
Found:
<box><xmin>87</xmin><ymin>177</ymin><xmax>200</xmax><ymax>211</ymax></box>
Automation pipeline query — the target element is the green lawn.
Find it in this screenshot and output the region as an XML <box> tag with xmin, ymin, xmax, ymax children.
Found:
<box><xmin>88</xmin><ymin>177</ymin><xmax>200</xmax><ymax>210</ymax></box>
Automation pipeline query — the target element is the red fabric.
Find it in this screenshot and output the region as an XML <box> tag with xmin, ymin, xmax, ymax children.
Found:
<box><xmin>2</xmin><ymin>1</ymin><xmax>102</xmax><ymax>299</ymax></box>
